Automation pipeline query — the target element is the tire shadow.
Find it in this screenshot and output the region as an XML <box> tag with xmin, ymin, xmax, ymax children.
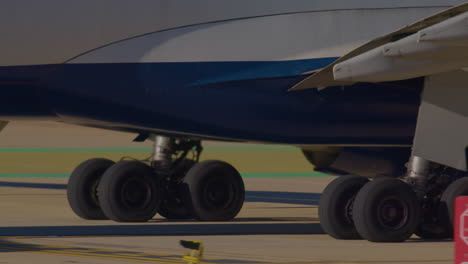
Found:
<box><xmin>0</xmin><ymin>222</ymin><xmax>324</xmax><ymax>237</ymax></box>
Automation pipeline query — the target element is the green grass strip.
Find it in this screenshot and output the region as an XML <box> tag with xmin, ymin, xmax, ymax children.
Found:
<box><xmin>0</xmin><ymin>173</ymin><xmax>70</xmax><ymax>178</ymax></box>
<box><xmin>0</xmin><ymin>172</ymin><xmax>329</xmax><ymax>178</ymax></box>
<box><xmin>0</xmin><ymin>146</ymin><xmax>298</xmax><ymax>153</ymax></box>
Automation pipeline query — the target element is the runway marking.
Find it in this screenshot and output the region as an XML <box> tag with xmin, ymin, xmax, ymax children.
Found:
<box><xmin>0</xmin><ymin>172</ymin><xmax>330</xmax><ymax>178</ymax></box>
<box><xmin>0</xmin><ymin>241</ymin><xmax>264</xmax><ymax>264</ymax></box>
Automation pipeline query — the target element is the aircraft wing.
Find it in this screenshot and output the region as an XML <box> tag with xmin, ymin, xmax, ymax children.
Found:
<box><xmin>290</xmin><ymin>3</ymin><xmax>468</xmax><ymax>91</ymax></box>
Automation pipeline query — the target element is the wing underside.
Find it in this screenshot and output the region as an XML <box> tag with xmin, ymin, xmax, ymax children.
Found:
<box><xmin>290</xmin><ymin>3</ymin><xmax>468</xmax><ymax>91</ymax></box>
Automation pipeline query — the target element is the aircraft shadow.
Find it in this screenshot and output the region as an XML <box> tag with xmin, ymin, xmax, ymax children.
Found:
<box><xmin>0</xmin><ymin>181</ymin><xmax>323</xmax><ymax>236</ymax></box>
<box><xmin>0</xmin><ymin>181</ymin><xmax>321</xmax><ymax>205</ymax></box>
<box><xmin>0</xmin><ymin>181</ymin><xmax>66</xmax><ymax>190</ymax></box>
<box><xmin>0</xmin><ymin>222</ymin><xmax>323</xmax><ymax>237</ymax></box>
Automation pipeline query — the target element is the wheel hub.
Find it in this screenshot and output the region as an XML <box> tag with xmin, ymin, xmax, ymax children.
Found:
<box><xmin>377</xmin><ymin>196</ymin><xmax>409</xmax><ymax>230</ymax></box>
<box><xmin>203</xmin><ymin>178</ymin><xmax>234</xmax><ymax>210</ymax></box>
<box><xmin>121</xmin><ymin>177</ymin><xmax>152</xmax><ymax>210</ymax></box>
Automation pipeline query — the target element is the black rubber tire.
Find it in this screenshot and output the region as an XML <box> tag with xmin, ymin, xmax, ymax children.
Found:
<box><xmin>353</xmin><ymin>178</ymin><xmax>421</xmax><ymax>242</ymax></box>
<box><xmin>158</xmin><ymin>159</ymin><xmax>196</xmax><ymax>220</ymax></box>
<box><xmin>183</xmin><ymin>160</ymin><xmax>244</xmax><ymax>221</ymax></box>
<box><xmin>438</xmin><ymin>177</ymin><xmax>468</xmax><ymax>236</ymax></box>
<box><xmin>67</xmin><ymin>158</ymin><xmax>115</xmax><ymax>220</ymax></box>
<box><xmin>319</xmin><ymin>175</ymin><xmax>369</xmax><ymax>239</ymax></box>
<box><xmin>98</xmin><ymin>161</ymin><xmax>160</xmax><ymax>222</ymax></box>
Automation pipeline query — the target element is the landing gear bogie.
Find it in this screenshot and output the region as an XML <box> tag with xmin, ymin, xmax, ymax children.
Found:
<box><xmin>67</xmin><ymin>136</ymin><xmax>245</xmax><ymax>223</ymax></box>
<box><xmin>319</xmin><ymin>154</ymin><xmax>468</xmax><ymax>242</ymax></box>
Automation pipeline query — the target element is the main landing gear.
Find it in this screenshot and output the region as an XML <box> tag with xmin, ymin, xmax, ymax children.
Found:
<box><xmin>67</xmin><ymin>136</ymin><xmax>245</xmax><ymax>222</ymax></box>
<box><xmin>319</xmin><ymin>156</ymin><xmax>467</xmax><ymax>242</ymax></box>
<box><xmin>320</xmin><ymin>71</ymin><xmax>468</xmax><ymax>242</ymax></box>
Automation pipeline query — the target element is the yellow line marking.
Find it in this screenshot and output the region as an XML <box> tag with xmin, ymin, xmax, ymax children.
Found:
<box><xmin>2</xmin><ymin>245</ymin><xmax>196</xmax><ymax>263</ymax></box>
<box><xmin>0</xmin><ymin>246</ymin><xmax>184</xmax><ymax>264</ymax></box>
<box><xmin>5</xmin><ymin>247</ymin><xmax>183</xmax><ymax>261</ymax></box>
<box><xmin>0</xmin><ymin>242</ymin><xmax>182</xmax><ymax>258</ymax></box>
<box><xmin>34</xmin><ymin>244</ymin><xmax>171</xmax><ymax>254</ymax></box>
<box><xmin>0</xmin><ymin>246</ymin><xmax>185</xmax><ymax>262</ymax></box>
<box><xmin>39</xmin><ymin>248</ymin><xmax>181</xmax><ymax>259</ymax></box>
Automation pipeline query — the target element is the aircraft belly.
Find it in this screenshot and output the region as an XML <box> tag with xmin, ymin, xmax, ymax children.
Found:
<box><xmin>21</xmin><ymin>61</ymin><xmax>421</xmax><ymax>145</ymax></box>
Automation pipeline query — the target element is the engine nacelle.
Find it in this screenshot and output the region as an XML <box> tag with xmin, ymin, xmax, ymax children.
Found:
<box><xmin>302</xmin><ymin>147</ymin><xmax>411</xmax><ymax>178</ymax></box>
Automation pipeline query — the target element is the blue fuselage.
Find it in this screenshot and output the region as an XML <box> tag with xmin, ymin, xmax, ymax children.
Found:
<box><xmin>0</xmin><ymin>60</ymin><xmax>421</xmax><ymax>145</ymax></box>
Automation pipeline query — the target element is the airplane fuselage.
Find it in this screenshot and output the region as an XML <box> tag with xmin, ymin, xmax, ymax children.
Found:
<box><xmin>0</xmin><ymin>0</ymin><xmax>461</xmax><ymax>144</ymax></box>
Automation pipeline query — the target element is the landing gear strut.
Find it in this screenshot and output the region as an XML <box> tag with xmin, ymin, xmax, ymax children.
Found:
<box><xmin>152</xmin><ymin>136</ymin><xmax>201</xmax><ymax>220</ymax></box>
<box><xmin>66</xmin><ymin>135</ymin><xmax>245</xmax><ymax>223</ymax></box>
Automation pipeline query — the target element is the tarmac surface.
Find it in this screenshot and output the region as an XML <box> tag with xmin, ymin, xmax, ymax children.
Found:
<box><xmin>0</xmin><ymin>121</ymin><xmax>454</xmax><ymax>264</ymax></box>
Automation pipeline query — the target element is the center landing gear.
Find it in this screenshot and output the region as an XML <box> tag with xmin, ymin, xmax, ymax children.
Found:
<box><xmin>66</xmin><ymin>136</ymin><xmax>245</xmax><ymax>222</ymax></box>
